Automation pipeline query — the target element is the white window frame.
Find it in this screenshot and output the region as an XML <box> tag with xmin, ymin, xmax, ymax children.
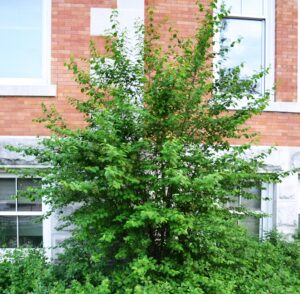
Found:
<box><xmin>260</xmin><ymin>182</ymin><xmax>275</xmax><ymax>238</ymax></box>
<box><xmin>216</xmin><ymin>0</ymin><xmax>300</xmax><ymax>113</ymax></box>
<box><xmin>230</xmin><ymin>1</ymin><xmax>274</xmax><ymax>96</ymax></box>
<box><xmin>237</xmin><ymin>183</ymin><xmax>275</xmax><ymax>239</ymax></box>
<box><xmin>216</xmin><ymin>0</ymin><xmax>275</xmax><ymax>104</ymax></box>
<box><xmin>0</xmin><ymin>172</ymin><xmax>51</xmax><ymax>255</ymax></box>
<box><xmin>0</xmin><ymin>0</ymin><xmax>56</xmax><ymax>96</ymax></box>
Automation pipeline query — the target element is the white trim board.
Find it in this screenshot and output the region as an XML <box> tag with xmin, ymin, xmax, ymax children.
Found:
<box><xmin>0</xmin><ymin>85</ymin><xmax>56</xmax><ymax>97</ymax></box>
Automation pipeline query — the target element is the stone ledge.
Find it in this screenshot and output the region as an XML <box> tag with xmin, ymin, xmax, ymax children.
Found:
<box><xmin>0</xmin><ymin>85</ymin><xmax>57</xmax><ymax>97</ymax></box>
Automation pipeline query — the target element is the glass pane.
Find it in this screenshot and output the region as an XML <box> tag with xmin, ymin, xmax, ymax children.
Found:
<box><xmin>240</xmin><ymin>217</ymin><xmax>260</xmax><ymax>237</ymax></box>
<box><xmin>0</xmin><ymin>216</ymin><xmax>17</xmax><ymax>248</ymax></box>
<box><xmin>242</xmin><ymin>0</ymin><xmax>263</xmax><ymax>16</ymax></box>
<box><xmin>226</xmin><ymin>196</ymin><xmax>239</xmax><ymax>208</ymax></box>
<box><xmin>18</xmin><ymin>216</ymin><xmax>43</xmax><ymax>248</ymax></box>
<box><xmin>241</xmin><ymin>187</ymin><xmax>261</xmax><ymax>210</ymax></box>
<box><xmin>223</xmin><ymin>0</ymin><xmax>241</xmax><ymax>15</ymax></box>
<box><xmin>221</xmin><ymin>19</ymin><xmax>264</xmax><ymax>93</ymax></box>
<box><xmin>0</xmin><ymin>179</ymin><xmax>16</xmax><ymax>211</ymax></box>
<box><xmin>17</xmin><ymin>179</ymin><xmax>42</xmax><ymax>211</ymax></box>
<box><xmin>0</xmin><ymin>0</ymin><xmax>43</xmax><ymax>78</ymax></box>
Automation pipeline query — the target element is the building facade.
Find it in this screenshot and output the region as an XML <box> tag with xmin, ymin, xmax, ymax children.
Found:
<box><xmin>0</xmin><ymin>0</ymin><xmax>299</xmax><ymax>258</ymax></box>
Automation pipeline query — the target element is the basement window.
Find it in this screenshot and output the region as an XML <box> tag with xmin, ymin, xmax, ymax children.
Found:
<box><xmin>0</xmin><ymin>178</ymin><xmax>43</xmax><ymax>248</ymax></box>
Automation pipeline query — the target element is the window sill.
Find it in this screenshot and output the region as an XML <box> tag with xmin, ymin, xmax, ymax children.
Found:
<box><xmin>229</xmin><ymin>101</ymin><xmax>300</xmax><ymax>114</ymax></box>
<box><xmin>264</xmin><ymin>102</ymin><xmax>300</xmax><ymax>113</ymax></box>
<box><xmin>0</xmin><ymin>85</ymin><xmax>57</xmax><ymax>97</ymax></box>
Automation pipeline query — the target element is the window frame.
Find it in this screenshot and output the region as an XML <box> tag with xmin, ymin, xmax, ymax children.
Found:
<box><xmin>260</xmin><ymin>182</ymin><xmax>276</xmax><ymax>237</ymax></box>
<box><xmin>215</xmin><ymin>0</ymin><xmax>275</xmax><ymax>103</ymax></box>
<box><xmin>238</xmin><ymin>183</ymin><xmax>275</xmax><ymax>239</ymax></box>
<box><xmin>0</xmin><ymin>0</ymin><xmax>56</xmax><ymax>96</ymax></box>
<box><xmin>0</xmin><ymin>174</ymin><xmax>44</xmax><ymax>249</ymax></box>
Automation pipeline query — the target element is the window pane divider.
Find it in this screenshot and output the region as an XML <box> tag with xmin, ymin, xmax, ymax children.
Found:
<box><xmin>0</xmin><ymin>176</ymin><xmax>44</xmax><ymax>249</ymax></box>
<box><xmin>15</xmin><ymin>177</ymin><xmax>18</xmax><ymax>212</ymax></box>
<box><xmin>0</xmin><ymin>211</ymin><xmax>43</xmax><ymax>216</ymax></box>
<box><xmin>225</xmin><ymin>16</ymin><xmax>266</xmax><ymax>21</ymax></box>
<box><xmin>16</xmin><ymin>178</ymin><xmax>18</xmax><ymax>247</ymax></box>
<box><xmin>16</xmin><ymin>216</ymin><xmax>19</xmax><ymax>248</ymax></box>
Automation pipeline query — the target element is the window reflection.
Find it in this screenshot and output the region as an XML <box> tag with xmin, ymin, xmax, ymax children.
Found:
<box><xmin>240</xmin><ymin>187</ymin><xmax>262</xmax><ymax>238</ymax></box>
<box><xmin>0</xmin><ymin>0</ymin><xmax>43</xmax><ymax>78</ymax></box>
<box><xmin>0</xmin><ymin>216</ymin><xmax>17</xmax><ymax>248</ymax></box>
<box><xmin>0</xmin><ymin>179</ymin><xmax>16</xmax><ymax>211</ymax></box>
<box><xmin>223</xmin><ymin>0</ymin><xmax>263</xmax><ymax>16</ymax></box>
<box><xmin>0</xmin><ymin>178</ymin><xmax>43</xmax><ymax>248</ymax></box>
<box><xmin>221</xmin><ymin>18</ymin><xmax>265</xmax><ymax>93</ymax></box>
<box><xmin>0</xmin><ymin>216</ymin><xmax>43</xmax><ymax>248</ymax></box>
<box><xmin>17</xmin><ymin>179</ymin><xmax>42</xmax><ymax>211</ymax></box>
<box><xmin>19</xmin><ymin>216</ymin><xmax>43</xmax><ymax>248</ymax></box>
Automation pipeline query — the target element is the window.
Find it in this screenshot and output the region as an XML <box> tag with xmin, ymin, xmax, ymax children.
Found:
<box><xmin>0</xmin><ymin>177</ymin><xmax>43</xmax><ymax>248</ymax></box>
<box><xmin>239</xmin><ymin>187</ymin><xmax>264</xmax><ymax>237</ymax></box>
<box><xmin>220</xmin><ymin>0</ymin><xmax>274</xmax><ymax>95</ymax></box>
<box><xmin>229</xmin><ymin>184</ymin><xmax>275</xmax><ymax>238</ymax></box>
<box><xmin>0</xmin><ymin>0</ymin><xmax>56</xmax><ymax>96</ymax></box>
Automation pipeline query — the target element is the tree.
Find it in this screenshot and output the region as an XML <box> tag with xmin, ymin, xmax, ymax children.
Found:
<box><xmin>8</xmin><ymin>1</ymin><xmax>297</xmax><ymax>293</ymax></box>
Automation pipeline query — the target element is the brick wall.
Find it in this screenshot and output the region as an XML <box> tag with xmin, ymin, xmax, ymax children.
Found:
<box><xmin>0</xmin><ymin>0</ymin><xmax>299</xmax><ymax>147</ymax></box>
<box><xmin>0</xmin><ymin>0</ymin><xmax>117</xmax><ymax>136</ymax></box>
<box><xmin>275</xmin><ymin>0</ymin><xmax>298</xmax><ymax>102</ymax></box>
<box><xmin>147</xmin><ymin>0</ymin><xmax>300</xmax><ymax>147</ymax></box>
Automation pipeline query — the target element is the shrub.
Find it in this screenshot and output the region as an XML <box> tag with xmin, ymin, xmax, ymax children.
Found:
<box><xmin>0</xmin><ymin>249</ymin><xmax>51</xmax><ymax>294</ymax></box>
<box><xmin>4</xmin><ymin>1</ymin><xmax>300</xmax><ymax>293</ymax></box>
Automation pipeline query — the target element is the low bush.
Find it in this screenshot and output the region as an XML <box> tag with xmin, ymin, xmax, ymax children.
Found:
<box><xmin>1</xmin><ymin>223</ymin><xmax>300</xmax><ymax>293</ymax></box>
<box><xmin>0</xmin><ymin>249</ymin><xmax>51</xmax><ymax>294</ymax></box>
